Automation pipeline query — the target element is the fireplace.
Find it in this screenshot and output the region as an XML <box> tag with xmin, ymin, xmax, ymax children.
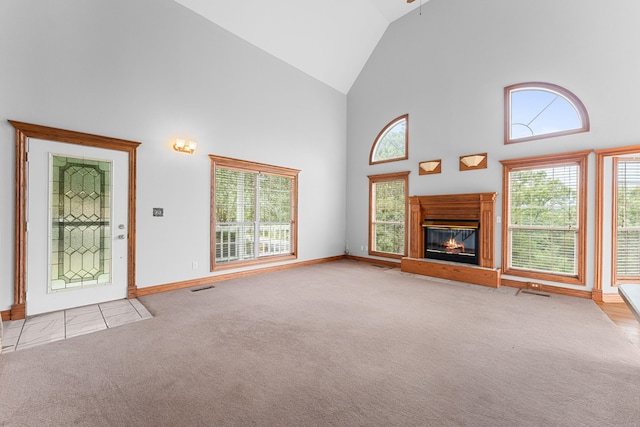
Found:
<box><xmin>401</xmin><ymin>192</ymin><xmax>500</xmax><ymax>288</ymax></box>
<box><xmin>423</xmin><ymin>219</ymin><xmax>479</xmax><ymax>265</ymax></box>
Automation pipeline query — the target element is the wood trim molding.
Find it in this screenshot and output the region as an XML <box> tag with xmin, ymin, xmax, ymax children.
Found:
<box><xmin>611</xmin><ymin>158</ymin><xmax>621</xmax><ymax>288</ymax></box>
<box><xmin>9</xmin><ymin>121</ymin><xmax>141</xmax><ymax>319</ymax></box>
<box><xmin>500</xmin><ymin>150</ymin><xmax>590</xmax><ymax>286</ymax></box>
<box><xmin>500</xmin><ymin>278</ymin><xmax>592</xmax><ymax>299</ymax></box>
<box><xmin>209</xmin><ymin>155</ymin><xmax>300</xmax><ymax>272</ymax></box>
<box><xmin>504</xmin><ymin>82</ymin><xmax>590</xmax><ymax>145</ymax></box>
<box><xmin>344</xmin><ymin>255</ymin><xmax>400</xmax><ymax>268</ymax></box>
<box><xmin>593</xmin><ymin>144</ymin><xmax>640</xmax><ymax>301</ymax></box>
<box><xmin>137</xmin><ymin>255</ymin><xmax>345</xmax><ymax>296</ymax></box>
<box><xmin>369</xmin><ymin>114</ymin><xmax>409</xmax><ymax>165</ymax></box>
<box><xmin>593</xmin><ymin>151</ymin><xmax>606</xmax><ymax>299</ymax></box>
<box><xmin>209</xmin><ymin>154</ymin><xmax>301</xmax><ymax>176</ymax></box>
<box><xmin>610</xmin><ymin>157</ymin><xmax>640</xmax><ymax>288</ymax></box>
<box><xmin>12</xmin><ymin>126</ymin><xmax>27</xmax><ymax>320</ymax></box>
<box><xmin>401</xmin><ymin>257</ymin><xmax>501</xmax><ymax>288</ymax></box>
<box><xmin>1</xmin><ymin>310</ymin><xmax>11</xmax><ymax>322</ymax></box>
<box><xmin>368</xmin><ymin>171</ymin><xmax>410</xmax><ymax>260</ymax></box>
<box><xmin>601</xmin><ymin>293</ymin><xmax>624</xmax><ymax>304</ymax></box>
<box><xmin>592</xmin><ymin>289</ymin><xmax>631</xmax><ymax>304</ymax></box>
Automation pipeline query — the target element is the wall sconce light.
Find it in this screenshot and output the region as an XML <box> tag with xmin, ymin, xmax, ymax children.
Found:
<box><xmin>419</xmin><ymin>159</ymin><xmax>442</xmax><ymax>175</ymax></box>
<box><xmin>459</xmin><ymin>153</ymin><xmax>487</xmax><ymax>171</ymax></box>
<box><xmin>173</xmin><ymin>138</ymin><xmax>198</xmax><ymax>154</ymax></box>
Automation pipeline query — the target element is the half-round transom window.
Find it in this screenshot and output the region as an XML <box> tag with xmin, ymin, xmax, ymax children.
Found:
<box><xmin>505</xmin><ymin>82</ymin><xmax>589</xmax><ymax>144</ymax></box>
<box><xmin>370</xmin><ymin>114</ymin><xmax>409</xmax><ymax>164</ymax></box>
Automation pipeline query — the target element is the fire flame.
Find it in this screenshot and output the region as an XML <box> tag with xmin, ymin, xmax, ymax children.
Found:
<box><xmin>444</xmin><ymin>238</ymin><xmax>464</xmax><ymax>252</ymax></box>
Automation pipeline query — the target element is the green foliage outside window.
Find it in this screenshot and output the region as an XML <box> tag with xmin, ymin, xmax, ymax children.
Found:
<box><xmin>509</xmin><ymin>167</ymin><xmax>578</xmax><ymax>275</ymax></box>
<box><xmin>215</xmin><ymin>168</ymin><xmax>292</xmax><ymax>263</ymax></box>
<box><xmin>617</xmin><ymin>160</ymin><xmax>640</xmax><ymax>277</ymax></box>
<box><xmin>373</xmin><ymin>125</ymin><xmax>406</xmax><ymax>162</ymax></box>
<box><xmin>371</xmin><ymin>116</ymin><xmax>407</xmax><ymax>163</ymax></box>
<box><xmin>258</xmin><ymin>174</ymin><xmax>292</xmax><ymax>223</ymax></box>
<box><xmin>373</xmin><ymin>180</ymin><xmax>405</xmax><ymax>254</ymax></box>
<box><xmin>215</xmin><ymin>169</ymin><xmax>255</xmax><ymax>223</ymax></box>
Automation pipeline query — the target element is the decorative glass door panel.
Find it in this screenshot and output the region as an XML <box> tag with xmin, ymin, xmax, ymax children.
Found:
<box><xmin>50</xmin><ymin>156</ymin><xmax>112</xmax><ymax>291</ymax></box>
<box><xmin>27</xmin><ymin>138</ymin><xmax>128</xmax><ymax>316</ymax></box>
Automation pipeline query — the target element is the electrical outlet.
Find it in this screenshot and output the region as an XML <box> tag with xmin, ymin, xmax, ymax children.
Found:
<box><xmin>192</xmin><ymin>261</ymin><xmax>199</xmax><ymax>270</ymax></box>
<box><xmin>528</xmin><ymin>282</ymin><xmax>542</xmax><ymax>290</ymax></box>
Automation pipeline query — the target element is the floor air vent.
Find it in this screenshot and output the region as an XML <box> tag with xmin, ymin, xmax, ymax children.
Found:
<box><xmin>516</xmin><ymin>289</ymin><xmax>550</xmax><ymax>297</ymax></box>
<box><xmin>190</xmin><ymin>285</ymin><xmax>215</xmax><ymax>292</ymax></box>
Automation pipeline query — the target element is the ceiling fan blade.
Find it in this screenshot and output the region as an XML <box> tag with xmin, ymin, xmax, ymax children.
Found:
<box><xmin>407</xmin><ymin>0</ymin><xmax>415</xmax><ymax>3</ymax></box>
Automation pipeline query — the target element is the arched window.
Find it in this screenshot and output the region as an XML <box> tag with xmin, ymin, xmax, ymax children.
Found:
<box><xmin>505</xmin><ymin>82</ymin><xmax>589</xmax><ymax>144</ymax></box>
<box><xmin>370</xmin><ymin>114</ymin><xmax>408</xmax><ymax>164</ymax></box>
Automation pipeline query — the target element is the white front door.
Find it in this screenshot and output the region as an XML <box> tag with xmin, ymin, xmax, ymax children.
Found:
<box><xmin>26</xmin><ymin>138</ymin><xmax>129</xmax><ymax>315</ymax></box>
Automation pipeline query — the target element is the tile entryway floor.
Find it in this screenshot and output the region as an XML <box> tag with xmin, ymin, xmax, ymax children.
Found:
<box><xmin>1</xmin><ymin>299</ymin><xmax>152</xmax><ymax>353</ymax></box>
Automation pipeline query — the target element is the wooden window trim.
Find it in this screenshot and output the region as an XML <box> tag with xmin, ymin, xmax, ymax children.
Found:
<box><xmin>612</xmin><ymin>157</ymin><xmax>640</xmax><ymax>285</ymax></box>
<box><xmin>210</xmin><ymin>155</ymin><xmax>300</xmax><ymax>271</ymax></box>
<box><xmin>593</xmin><ymin>145</ymin><xmax>640</xmax><ymax>298</ymax></box>
<box><xmin>369</xmin><ymin>114</ymin><xmax>409</xmax><ymax>165</ymax></box>
<box><xmin>504</xmin><ymin>82</ymin><xmax>590</xmax><ymax>145</ymax></box>
<box><xmin>368</xmin><ymin>171</ymin><xmax>410</xmax><ymax>259</ymax></box>
<box><xmin>500</xmin><ymin>150</ymin><xmax>590</xmax><ymax>285</ymax></box>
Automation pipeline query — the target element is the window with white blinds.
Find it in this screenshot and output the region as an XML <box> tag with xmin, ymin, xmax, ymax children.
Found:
<box><xmin>615</xmin><ymin>158</ymin><xmax>640</xmax><ymax>278</ymax></box>
<box><xmin>369</xmin><ymin>172</ymin><xmax>409</xmax><ymax>259</ymax></box>
<box><xmin>502</xmin><ymin>151</ymin><xmax>588</xmax><ymax>284</ymax></box>
<box><xmin>210</xmin><ymin>155</ymin><xmax>299</xmax><ymax>269</ymax></box>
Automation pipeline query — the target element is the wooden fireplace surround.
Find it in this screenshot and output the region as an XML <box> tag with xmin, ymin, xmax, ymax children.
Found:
<box><xmin>401</xmin><ymin>192</ymin><xmax>501</xmax><ymax>287</ymax></box>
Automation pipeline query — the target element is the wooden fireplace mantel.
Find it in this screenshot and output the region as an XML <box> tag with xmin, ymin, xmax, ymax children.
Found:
<box><xmin>401</xmin><ymin>192</ymin><xmax>500</xmax><ymax>287</ymax></box>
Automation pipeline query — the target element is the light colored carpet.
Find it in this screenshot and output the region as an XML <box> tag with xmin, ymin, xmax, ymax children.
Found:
<box><xmin>1</xmin><ymin>260</ymin><xmax>640</xmax><ymax>426</ymax></box>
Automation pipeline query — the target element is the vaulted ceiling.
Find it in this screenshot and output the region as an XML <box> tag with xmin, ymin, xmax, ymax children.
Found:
<box><xmin>173</xmin><ymin>0</ymin><xmax>424</xmax><ymax>94</ymax></box>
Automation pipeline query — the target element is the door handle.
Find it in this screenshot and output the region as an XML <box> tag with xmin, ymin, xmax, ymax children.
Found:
<box><xmin>118</xmin><ymin>234</ymin><xmax>126</xmax><ymax>240</ymax></box>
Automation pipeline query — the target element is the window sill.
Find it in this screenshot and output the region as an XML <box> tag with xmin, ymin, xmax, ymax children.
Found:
<box><xmin>211</xmin><ymin>254</ymin><xmax>297</xmax><ymax>272</ymax></box>
<box><xmin>502</xmin><ymin>267</ymin><xmax>584</xmax><ymax>286</ymax></box>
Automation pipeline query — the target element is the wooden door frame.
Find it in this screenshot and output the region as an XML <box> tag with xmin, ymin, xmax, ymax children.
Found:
<box><xmin>9</xmin><ymin>120</ymin><xmax>141</xmax><ymax>320</ymax></box>
<box><xmin>593</xmin><ymin>144</ymin><xmax>640</xmax><ymax>303</ymax></box>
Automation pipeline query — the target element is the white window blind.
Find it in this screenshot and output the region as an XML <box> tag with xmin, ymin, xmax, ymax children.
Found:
<box><xmin>508</xmin><ymin>164</ymin><xmax>579</xmax><ymax>275</ymax></box>
<box><xmin>215</xmin><ymin>167</ymin><xmax>293</xmax><ymax>264</ymax></box>
<box><xmin>616</xmin><ymin>159</ymin><xmax>640</xmax><ymax>277</ymax></box>
<box><xmin>372</xmin><ymin>179</ymin><xmax>405</xmax><ymax>255</ymax></box>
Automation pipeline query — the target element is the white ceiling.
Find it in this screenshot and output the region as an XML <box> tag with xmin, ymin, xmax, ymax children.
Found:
<box><xmin>173</xmin><ymin>0</ymin><xmax>424</xmax><ymax>94</ymax></box>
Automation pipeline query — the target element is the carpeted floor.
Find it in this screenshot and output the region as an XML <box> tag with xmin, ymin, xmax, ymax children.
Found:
<box><xmin>2</xmin><ymin>260</ymin><xmax>640</xmax><ymax>426</ymax></box>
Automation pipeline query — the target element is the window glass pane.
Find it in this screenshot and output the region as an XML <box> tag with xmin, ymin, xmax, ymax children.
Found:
<box><xmin>373</xmin><ymin>180</ymin><xmax>405</xmax><ymax>254</ymax></box>
<box><xmin>258</xmin><ymin>174</ymin><xmax>292</xmax><ymax>257</ymax></box>
<box><xmin>510</xmin><ymin>229</ymin><xmax>577</xmax><ymax>275</ymax></box>
<box><xmin>508</xmin><ymin>164</ymin><xmax>579</xmax><ymax>275</ymax></box>
<box><xmin>51</xmin><ymin>155</ymin><xmax>112</xmax><ymax>291</ymax></box>
<box><xmin>372</xmin><ymin>117</ymin><xmax>407</xmax><ymax>162</ymax></box>
<box><xmin>509</xmin><ymin>166</ymin><xmax>578</xmax><ymax>228</ymax></box>
<box><xmin>215</xmin><ymin>168</ymin><xmax>255</xmax><ymax>223</ymax></box>
<box><xmin>505</xmin><ymin>83</ymin><xmax>590</xmax><ymax>145</ymax></box>
<box><xmin>510</xmin><ymin>89</ymin><xmax>582</xmax><ymax>140</ymax></box>
<box><xmin>214</xmin><ymin>166</ymin><xmax>293</xmax><ymax>264</ymax></box>
<box><xmin>616</xmin><ymin>160</ymin><xmax>640</xmax><ymax>276</ymax></box>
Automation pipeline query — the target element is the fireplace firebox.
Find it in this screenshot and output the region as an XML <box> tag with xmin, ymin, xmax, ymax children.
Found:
<box><xmin>423</xmin><ymin>219</ymin><xmax>479</xmax><ymax>265</ymax></box>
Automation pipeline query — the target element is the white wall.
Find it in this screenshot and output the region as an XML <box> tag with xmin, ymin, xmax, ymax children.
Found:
<box><xmin>0</xmin><ymin>0</ymin><xmax>346</xmax><ymax>311</ymax></box>
<box><xmin>346</xmin><ymin>0</ymin><xmax>640</xmax><ymax>291</ymax></box>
